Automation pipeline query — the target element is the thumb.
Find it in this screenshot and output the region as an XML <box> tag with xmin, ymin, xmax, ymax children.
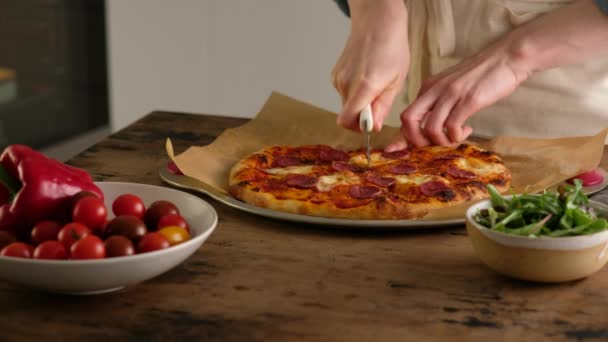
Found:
<box><xmin>385</xmin><ymin>133</ymin><xmax>408</xmax><ymax>152</ymax></box>
<box><xmin>338</xmin><ymin>80</ymin><xmax>380</xmax><ymax>132</ymax></box>
<box><xmin>371</xmin><ymin>83</ymin><xmax>402</xmax><ymax>132</ymax></box>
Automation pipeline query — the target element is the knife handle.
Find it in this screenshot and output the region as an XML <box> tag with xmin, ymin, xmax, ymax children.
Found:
<box><xmin>359</xmin><ymin>104</ymin><xmax>374</xmax><ymax>133</ymax></box>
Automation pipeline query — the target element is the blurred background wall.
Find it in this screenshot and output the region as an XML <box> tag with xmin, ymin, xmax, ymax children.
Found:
<box><xmin>106</xmin><ymin>0</ymin><xmax>350</xmax><ymax>131</ymax></box>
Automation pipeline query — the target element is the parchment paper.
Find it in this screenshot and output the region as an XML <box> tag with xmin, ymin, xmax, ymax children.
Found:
<box><xmin>167</xmin><ymin>92</ymin><xmax>608</xmax><ymax>220</ymax></box>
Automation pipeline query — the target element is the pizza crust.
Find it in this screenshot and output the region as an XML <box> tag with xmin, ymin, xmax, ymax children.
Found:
<box><xmin>228</xmin><ymin>182</ymin><xmax>429</xmax><ymax>220</ymax></box>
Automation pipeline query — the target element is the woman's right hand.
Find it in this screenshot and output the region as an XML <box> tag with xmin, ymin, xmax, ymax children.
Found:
<box><xmin>332</xmin><ymin>0</ymin><xmax>410</xmax><ymax>132</ymax></box>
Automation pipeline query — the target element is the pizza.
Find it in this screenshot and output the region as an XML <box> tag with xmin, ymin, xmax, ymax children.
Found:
<box><xmin>228</xmin><ymin>144</ymin><xmax>511</xmax><ymax>220</ymax></box>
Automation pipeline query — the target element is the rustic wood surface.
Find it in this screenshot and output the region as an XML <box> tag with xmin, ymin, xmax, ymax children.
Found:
<box><xmin>2</xmin><ymin>112</ymin><xmax>608</xmax><ymax>342</ymax></box>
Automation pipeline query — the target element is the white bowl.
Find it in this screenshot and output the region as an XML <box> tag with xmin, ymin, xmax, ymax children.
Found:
<box><xmin>0</xmin><ymin>182</ymin><xmax>218</xmax><ymax>295</ymax></box>
<box><xmin>466</xmin><ymin>197</ymin><xmax>608</xmax><ymax>282</ymax></box>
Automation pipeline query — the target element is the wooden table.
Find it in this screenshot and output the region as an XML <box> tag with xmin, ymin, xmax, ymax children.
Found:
<box><xmin>2</xmin><ymin>112</ymin><xmax>608</xmax><ymax>341</ymax></box>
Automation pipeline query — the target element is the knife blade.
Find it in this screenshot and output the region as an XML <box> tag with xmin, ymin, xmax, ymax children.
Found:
<box><xmin>359</xmin><ymin>104</ymin><xmax>373</xmax><ymax>167</ymax></box>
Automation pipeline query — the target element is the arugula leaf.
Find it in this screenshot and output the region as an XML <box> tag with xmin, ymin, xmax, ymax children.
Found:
<box><xmin>488</xmin><ymin>184</ymin><xmax>509</xmax><ymax>211</ymax></box>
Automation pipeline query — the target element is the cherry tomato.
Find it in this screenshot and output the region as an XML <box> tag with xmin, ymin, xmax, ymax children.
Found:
<box><xmin>71</xmin><ymin>190</ymin><xmax>99</xmax><ymax>208</ymax></box>
<box><xmin>104</xmin><ymin>236</ymin><xmax>135</xmax><ymax>257</ymax></box>
<box><xmin>58</xmin><ymin>223</ymin><xmax>91</xmax><ymax>250</ymax></box>
<box><xmin>0</xmin><ymin>231</ymin><xmax>16</xmax><ymax>250</ymax></box>
<box><xmin>105</xmin><ymin>215</ymin><xmax>147</xmax><ymax>242</ymax></box>
<box><xmin>112</xmin><ymin>194</ymin><xmax>145</xmax><ymax>219</ymax></box>
<box><xmin>71</xmin><ymin>235</ymin><xmax>105</xmax><ymax>259</ymax></box>
<box><xmin>138</xmin><ymin>233</ymin><xmax>170</xmax><ymax>253</ymax></box>
<box><xmin>33</xmin><ymin>241</ymin><xmax>68</xmax><ymax>260</ymax></box>
<box><xmin>1</xmin><ymin>242</ymin><xmax>34</xmax><ymax>258</ymax></box>
<box><xmin>72</xmin><ymin>196</ymin><xmax>107</xmax><ymax>232</ymax></box>
<box><xmin>144</xmin><ymin>200</ymin><xmax>179</xmax><ymax>230</ymax></box>
<box><xmin>157</xmin><ymin>214</ymin><xmax>190</xmax><ymax>233</ymax></box>
<box><xmin>158</xmin><ymin>226</ymin><xmax>191</xmax><ymax>246</ymax></box>
<box><xmin>30</xmin><ymin>220</ymin><xmax>61</xmax><ymax>245</ymax></box>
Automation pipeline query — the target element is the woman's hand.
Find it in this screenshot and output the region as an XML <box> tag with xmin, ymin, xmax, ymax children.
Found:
<box><xmin>385</xmin><ymin>39</ymin><xmax>531</xmax><ymax>151</ymax></box>
<box><xmin>387</xmin><ymin>0</ymin><xmax>608</xmax><ymax>151</ymax></box>
<box><xmin>332</xmin><ymin>0</ymin><xmax>409</xmax><ymax>132</ymax></box>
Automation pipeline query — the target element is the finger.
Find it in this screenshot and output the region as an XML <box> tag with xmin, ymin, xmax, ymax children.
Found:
<box><xmin>331</xmin><ymin>60</ymin><xmax>342</xmax><ymax>92</ymax></box>
<box><xmin>400</xmin><ymin>115</ymin><xmax>431</xmax><ymax>147</ymax></box>
<box><xmin>371</xmin><ymin>82</ymin><xmax>402</xmax><ymax>132</ymax></box>
<box><xmin>331</xmin><ymin>69</ymin><xmax>349</xmax><ymax>105</ymax></box>
<box><xmin>423</xmin><ymin>92</ymin><xmax>459</xmax><ymax>146</ymax></box>
<box><xmin>331</xmin><ymin>37</ymin><xmax>354</xmax><ymax>98</ymax></box>
<box><xmin>330</xmin><ymin>64</ymin><xmax>339</xmax><ymax>90</ymax></box>
<box><xmin>400</xmin><ymin>86</ymin><xmax>443</xmax><ymax>147</ymax></box>
<box><xmin>338</xmin><ymin>78</ymin><xmax>380</xmax><ymax>131</ymax></box>
<box><xmin>445</xmin><ymin>93</ymin><xmax>480</xmax><ymax>143</ymax></box>
<box><xmin>385</xmin><ymin>133</ymin><xmax>408</xmax><ymax>152</ymax></box>
<box><xmin>461</xmin><ymin>125</ymin><xmax>473</xmax><ymax>141</ymax></box>
<box><xmin>331</xmin><ymin>60</ymin><xmax>354</xmax><ymax>106</ymax></box>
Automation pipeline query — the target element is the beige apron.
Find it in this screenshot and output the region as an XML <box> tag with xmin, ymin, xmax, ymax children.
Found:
<box><xmin>386</xmin><ymin>0</ymin><xmax>608</xmax><ymax>139</ymax></box>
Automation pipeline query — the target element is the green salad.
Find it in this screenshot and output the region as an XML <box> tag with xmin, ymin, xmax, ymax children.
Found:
<box><xmin>474</xmin><ymin>179</ymin><xmax>608</xmax><ymax>237</ymax></box>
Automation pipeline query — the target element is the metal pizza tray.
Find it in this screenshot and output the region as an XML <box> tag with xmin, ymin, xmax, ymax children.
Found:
<box><xmin>159</xmin><ymin>167</ymin><xmax>608</xmax><ymax>229</ymax></box>
<box><xmin>159</xmin><ymin>167</ymin><xmax>464</xmax><ymax>229</ymax></box>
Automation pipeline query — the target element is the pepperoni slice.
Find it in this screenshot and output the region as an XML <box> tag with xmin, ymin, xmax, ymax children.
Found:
<box><xmin>285</xmin><ymin>174</ymin><xmax>317</xmax><ymax>189</ymax></box>
<box><xmin>332</xmin><ymin>161</ymin><xmax>363</xmax><ymax>173</ymax></box>
<box><xmin>388</xmin><ymin>162</ymin><xmax>417</xmax><ymax>175</ymax></box>
<box><xmin>447</xmin><ymin>166</ymin><xmax>475</xmax><ymax>179</ymax></box>
<box><xmin>366</xmin><ymin>175</ymin><xmax>396</xmax><ymax>187</ymax></box>
<box><xmin>419</xmin><ymin>181</ymin><xmax>450</xmax><ymax>196</ymax></box>
<box><xmin>434</xmin><ymin>154</ymin><xmax>461</xmax><ymax>161</ymax></box>
<box><xmin>381</xmin><ymin>149</ymin><xmax>410</xmax><ymax>159</ymax></box>
<box><xmin>265</xmin><ymin>179</ymin><xmax>287</xmax><ymax>191</ymax></box>
<box><xmin>275</xmin><ymin>156</ymin><xmax>303</xmax><ymax>167</ymax></box>
<box><xmin>348</xmin><ymin>185</ymin><xmax>381</xmax><ymax>199</ymax></box>
<box><xmin>319</xmin><ymin>148</ymin><xmax>349</xmax><ymax>162</ymax></box>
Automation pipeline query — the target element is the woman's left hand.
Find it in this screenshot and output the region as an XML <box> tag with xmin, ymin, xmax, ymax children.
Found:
<box><xmin>386</xmin><ymin>37</ymin><xmax>531</xmax><ymax>151</ymax></box>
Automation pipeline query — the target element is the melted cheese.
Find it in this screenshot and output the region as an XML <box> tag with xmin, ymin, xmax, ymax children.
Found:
<box><xmin>394</xmin><ymin>174</ymin><xmax>436</xmax><ymax>185</ymax></box>
<box><xmin>264</xmin><ymin>165</ymin><xmax>314</xmax><ymax>175</ymax></box>
<box><xmin>316</xmin><ymin>173</ymin><xmax>359</xmax><ymax>192</ymax></box>
<box><xmin>456</xmin><ymin>158</ymin><xmax>504</xmax><ymax>174</ymax></box>
<box><xmin>350</xmin><ymin>153</ymin><xmax>385</xmax><ymax>167</ymax></box>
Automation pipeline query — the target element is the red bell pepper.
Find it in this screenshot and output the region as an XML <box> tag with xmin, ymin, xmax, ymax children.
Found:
<box><xmin>0</xmin><ymin>145</ymin><xmax>103</xmax><ymax>235</ymax></box>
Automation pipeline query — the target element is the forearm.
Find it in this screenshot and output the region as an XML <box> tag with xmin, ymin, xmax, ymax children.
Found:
<box><xmin>508</xmin><ymin>0</ymin><xmax>608</xmax><ymax>73</ymax></box>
